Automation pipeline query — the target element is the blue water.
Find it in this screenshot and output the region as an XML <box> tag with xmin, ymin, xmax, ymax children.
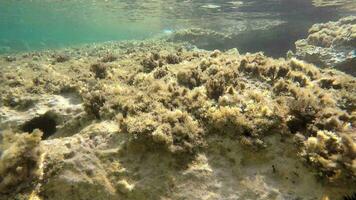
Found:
<box><xmin>0</xmin><ymin>0</ymin><xmax>354</xmax><ymax>55</ymax></box>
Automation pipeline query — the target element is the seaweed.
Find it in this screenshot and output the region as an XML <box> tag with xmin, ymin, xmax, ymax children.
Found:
<box><xmin>166</xmin><ymin>53</ymin><xmax>182</xmax><ymax>64</ymax></box>
<box><xmin>101</xmin><ymin>53</ymin><xmax>118</xmax><ymax>63</ymax></box>
<box><xmin>83</xmin><ymin>91</ymin><xmax>106</xmax><ymax>119</ymax></box>
<box><xmin>0</xmin><ymin>130</ymin><xmax>42</xmax><ymax>194</ymax></box>
<box><xmin>0</xmin><ymin>40</ymin><xmax>355</xmax><ymax>199</ymax></box>
<box><xmin>54</xmin><ymin>54</ymin><xmax>70</xmax><ymax>63</ymax></box>
<box><xmin>91</xmin><ymin>63</ymin><xmax>108</xmax><ymax>79</ymax></box>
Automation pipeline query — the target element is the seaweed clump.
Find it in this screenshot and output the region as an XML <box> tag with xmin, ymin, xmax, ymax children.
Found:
<box><xmin>100</xmin><ymin>53</ymin><xmax>117</xmax><ymax>63</ymax></box>
<box><xmin>134</xmin><ymin>49</ymin><xmax>356</xmax><ymax>175</ymax></box>
<box><xmin>141</xmin><ymin>52</ymin><xmax>183</xmax><ymax>72</ymax></box>
<box><xmin>122</xmin><ymin>109</ymin><xmax>204</xmax><ymax>154</ymax></box>
<box><xmin>0</xmin><ymin>40</ymin><xmax>355</xmax><ymax>199</ymax></box>
<box><xmin>54</xmin><ymin>54</ymin><xmax>70</xmax><ymax>63</ymax></box>
<box><xmin>83</xmin><ymin>91</ymin><xmax>106</xmax><ymax>119</ymax></box>
<box><xmin>141</xmin><ymin>52</ymin><xmax>162</xmax><ymax>72</ymax></box>
<box><xmin>294</xmin><ymin>16</ymin><xmax>356</xmax><ymax>75</ymax></box>
<box><xmin>0</xmin><ymin>130</ymin><xmax>42</xmax><ymax>194</ymax></box>
<box><xmin>91</xmin><ymin>63</ymin><xmax>108</xmax><ymax>79</ymax></box>
<box><xmin>301</xmin><ymin>130</ymin><xmax>356</xmax><ymax>180</ymax></box>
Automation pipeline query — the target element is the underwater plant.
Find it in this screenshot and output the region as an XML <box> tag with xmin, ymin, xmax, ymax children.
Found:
<box><xmin>0</xmin><ymin>130</ymin><xmax>42</xmax><ymax>194</ymax></box>
<box><xmin>0</xmin><ymin>36</ymin><xmax>355</xmax><ymax>200</ymax></box>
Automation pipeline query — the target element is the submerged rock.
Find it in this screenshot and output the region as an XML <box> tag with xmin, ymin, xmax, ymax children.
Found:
<box><xmin>0</xmin><ymin>130</ymin><xmax>42</xmax><ymax>195</ymax></box>
<box><xmin>166</xmin><ymin>28</ymin><xmax>234</xmax><ymax>50</ymax></box>
<box><xmin>312</xmin><ymin>0</ymin><xmax>356</xmax><ymax>11</ymax></box>
<box><xmin>0</xmin><ymin>94</ymin><xmax>85</xmax><ymax>139</ymax></box>
<box><xmin>295</xmin><ymin>16</ymin><xmax>356</xmax><ymax>76</ymax></box>
<box><xmin>0</xmin><ymin>40</ymin><xmax>355</xmax><ymax>200</ymax></box>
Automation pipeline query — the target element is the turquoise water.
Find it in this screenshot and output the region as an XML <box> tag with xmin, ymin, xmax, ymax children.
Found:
<box><xmin>0</xmin><ymin>0</ymin><xmax>353</xmax><ymax>56</ymax></box>
<box><xmin>0</xmin><ymin>1</ymin><xmax>163</xmax><ymax>53</ymax></box>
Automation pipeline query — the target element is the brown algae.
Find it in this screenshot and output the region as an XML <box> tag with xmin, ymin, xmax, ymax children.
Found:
<box><xmin>0</xmin><ymin>40</ymin><xmax>355</xmax><ymax>199</ymax></box>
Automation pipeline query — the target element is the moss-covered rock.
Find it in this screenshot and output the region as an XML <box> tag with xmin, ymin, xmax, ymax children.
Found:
<box><xmin>0</xmin><ymin>40</ymin><xmax>355</xmax><ymax>199</ymax></box>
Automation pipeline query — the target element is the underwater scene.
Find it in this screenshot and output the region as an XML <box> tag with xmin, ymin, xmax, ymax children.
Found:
<box><xmin>0</xmin><ymin>0</ymin><xmax>355</xmax><ymax>199</ymax></box>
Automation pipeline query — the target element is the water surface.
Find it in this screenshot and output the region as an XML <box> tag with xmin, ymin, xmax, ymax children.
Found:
<box><xmin>0</xmin><ymin>0</ymin><xmax>354</xmax><ymax>56</ymax></box>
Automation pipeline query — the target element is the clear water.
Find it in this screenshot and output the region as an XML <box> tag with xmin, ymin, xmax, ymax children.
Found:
<box><xmin>0</xmin><ymin>0</ymin><xmax>354</xmax><ymax>56</ymax></box>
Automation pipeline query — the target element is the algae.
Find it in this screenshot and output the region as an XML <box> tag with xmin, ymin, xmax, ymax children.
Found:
<box><xmin>0</xmin><ymin>130</ymin><xmax>42</xmax><ymax>196</ymax></box>
<box><xmin>0</xmin><ymin>39</ymin><xmax>355</xmax><ymax>199</ymax></box>
<box><xmin>294</xmin><ymin>16</ymin><xmax>356</xmax><ymax>76</ymax></box>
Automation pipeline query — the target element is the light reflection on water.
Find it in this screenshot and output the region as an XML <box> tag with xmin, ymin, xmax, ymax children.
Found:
<box><xmin>0</xmin><ymin>0</ymin><xmax>354</xmax><ymax>56</ymax></box>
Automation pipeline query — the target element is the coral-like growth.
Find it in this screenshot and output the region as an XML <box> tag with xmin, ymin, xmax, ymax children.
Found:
<box><xmin>0</xmin><ymin>130</ymin><xmax>42</xmax><ymax>193</ymax></box>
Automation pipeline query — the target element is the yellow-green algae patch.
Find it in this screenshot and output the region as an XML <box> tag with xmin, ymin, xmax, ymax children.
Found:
<box><xmin>0</xmin><ymin>40</ymin><xmax>355</xmax><ymax>199</ymax></box>
<box><xmin>0</xmin><ymin>130</ymin><xmax>42</xmax><ymax>196</ymax></box>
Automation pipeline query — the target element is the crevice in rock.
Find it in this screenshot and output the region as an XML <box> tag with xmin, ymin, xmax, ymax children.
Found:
<box><xmin>21</xmin><ymin>112</ymin><xmax>57</xmax><ymax>139</ymax></box>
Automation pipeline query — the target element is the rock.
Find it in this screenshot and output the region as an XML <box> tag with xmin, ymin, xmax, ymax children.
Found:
<box><xmin>0</xmin><ymin>40</ymin><xmax>355</xmax><ymax>200</ymax></box>
<box><xmin>40</xmin><ymin>127</ymin><xmax>120</xmax><ymax>200</ymax></box>
<box><xmin>295</xmin><ymin>16</ymin><xmax>356</xmax><ymax>76</ymax></box>
<box><xmin>4</xmin><ymin>56</ymin><xmax>16</xmax><ymax>62</ymax></box>
<box><xmin>0</xmin><ymin>94</ymin><xmax>84</xmax><ymax>139</ymax></box>
<box><xmin>0</xmin><ymin>130</ymin><xmax>42</xmax><ymax>194</ymax></box>
<box><xmin>166</xmin><ymin>28</ymin><xmax>234</xmax><ymax>50</ymax></box>
<box><xmin>312</xmin><ymin>0</ymin><xmax>356</xmax><ymax>11</ymax></box>
<box><xmin>116</xmin><ymin>180</ymin><xmax>134</xmax><ymax>194</ymax></box>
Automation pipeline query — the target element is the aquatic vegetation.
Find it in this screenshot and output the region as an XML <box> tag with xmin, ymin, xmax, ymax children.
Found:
<box><xmin>0</xmin><ymin>40</ymin><xmax>355</xmax><ymax>199</ymax></box>
<box><xmin>122</xmin><ymin>108</ymin><xmax>204</xmax><ymax>154</ymax></box>
<box><xmin>295</xmin><ymin>16</ymin><xmax>356</xmax><ymax>76</ymax></box>
<box><xmin>0</xmin><ymin>130</ymin><xmax>42</xmax><ymax>194</ymax></box>
<box><xmin>1</xmin><ymin>0</ymin><xmax>356</xmax><ymax>197</ymax></box>
<box><xmin>90</xmin><ymin>63</ymin><xmax>109</xmax><ymax>79</ymax></box>
<box><xmin>141</xmin><ymin>53</ymin><xmax>162</xmax><ymax>72</ymax></box>
<box><xmin>165</xmin><ymin>53</ymin><xmax>182</xmax><ymax>64</ymax></box>
<box><xmin>83</xmin><ymin>91</ymin><xmax>106</xmax><ymax>119</ymax></box>
<box><xmin>53</xmin><ymin>54</ymin><xmax>70</xmax><ymax>63</ymax></box>
<box><xmin>100</xmin><ymin>53</ymin><xmax>118</xmax><ymax>63</ymax></box>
